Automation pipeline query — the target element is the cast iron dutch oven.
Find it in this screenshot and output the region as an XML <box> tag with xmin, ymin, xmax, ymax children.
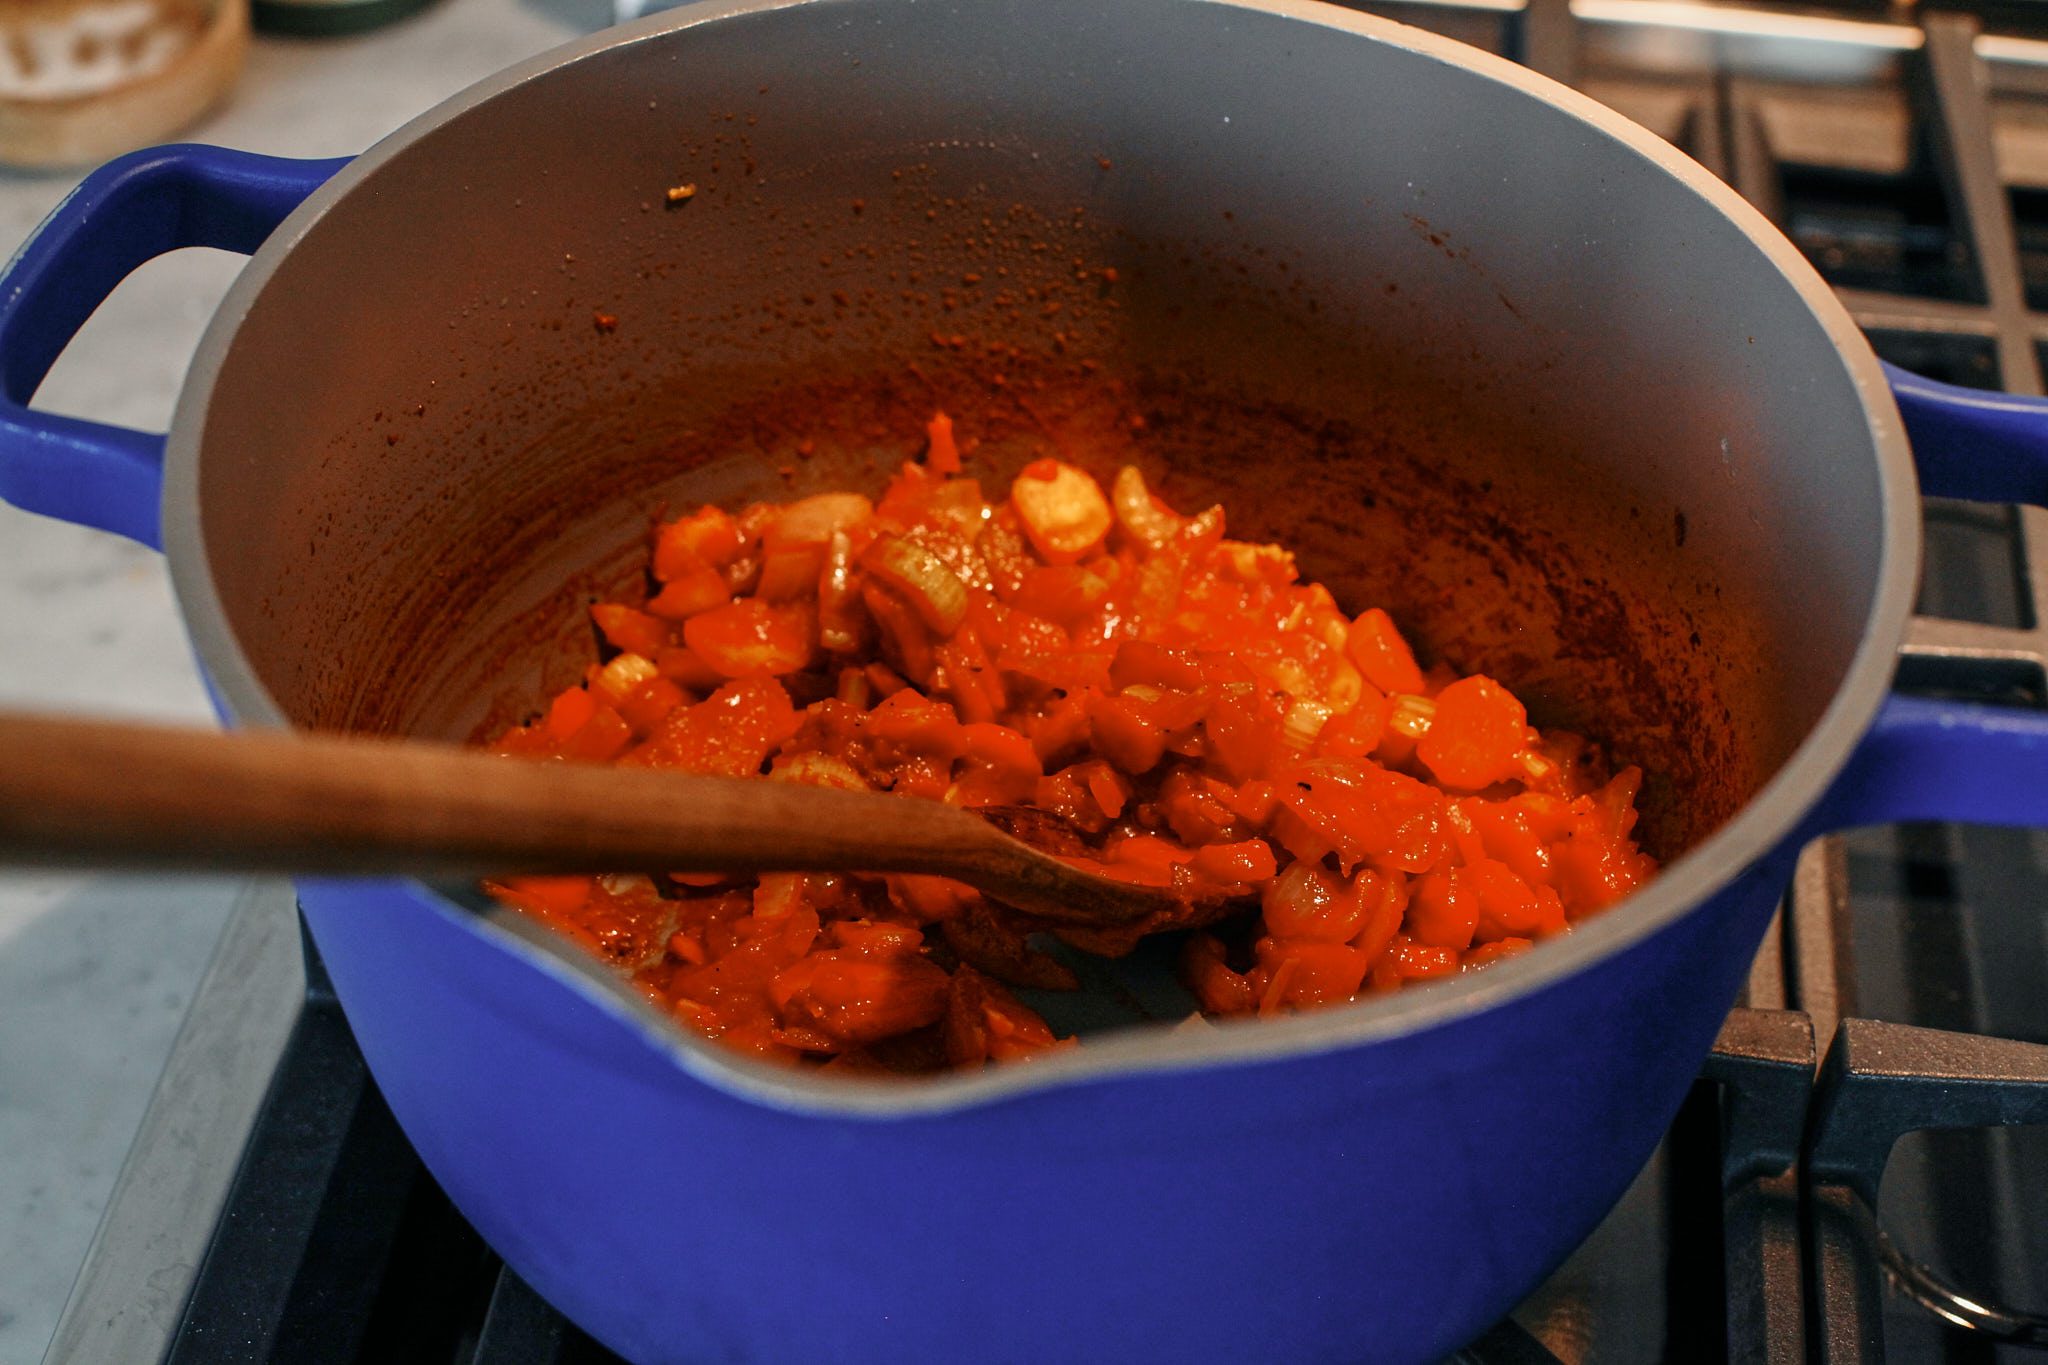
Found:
<box><xmin>6</xmin><ymin>1</ymin><xmax>2048</xmax><ymax>1360</ymax></box>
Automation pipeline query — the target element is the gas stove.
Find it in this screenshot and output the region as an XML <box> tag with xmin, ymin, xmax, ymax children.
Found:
<box><xmin>36</xmin><ymin>3</ymin><xmax>2048</xmax><ymax>1363</ymax></box>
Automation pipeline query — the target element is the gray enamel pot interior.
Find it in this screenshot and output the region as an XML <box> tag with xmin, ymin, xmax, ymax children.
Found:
<box><xmin>160</xmin><ymin>0</ymin><xmax>1914</xmax><ymax>1361</ymax></box>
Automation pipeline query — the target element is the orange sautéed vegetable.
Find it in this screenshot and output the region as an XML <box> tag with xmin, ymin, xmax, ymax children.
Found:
<box><xmin>486</xmin><ymin>416</ymin><xmax>1658</xmax><ymax>1072</ymax></box>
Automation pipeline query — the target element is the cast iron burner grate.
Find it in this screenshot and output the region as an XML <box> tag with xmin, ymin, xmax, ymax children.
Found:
<box><xmin>162</xmin><ymin>938</ymin><xmax>616</xmax><ymax>1365</ymax></box>
<box><xmin>122</xmin><ymin>929</ymin><xmax>1835</xmax><ymax>1365</ymax></box>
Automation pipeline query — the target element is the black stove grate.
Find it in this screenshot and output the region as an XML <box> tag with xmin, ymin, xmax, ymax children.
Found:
<box><xmin>159</xmin><ymin>938</ymin><xmax>618</xmax><ymax>1365</ymax></box>
<box><xmin>148</xmin><ymin>953</ymin><xmax>1821</xmax><ymax>1365</ymax></box>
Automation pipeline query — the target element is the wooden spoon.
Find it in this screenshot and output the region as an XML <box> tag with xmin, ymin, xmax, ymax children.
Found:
<box><xmin>0</xmin><ymin>712</ymin><xmax>1198</xmax><ymax>924</ymax></box>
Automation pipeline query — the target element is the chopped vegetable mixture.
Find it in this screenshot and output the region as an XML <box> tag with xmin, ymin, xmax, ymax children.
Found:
<box><xmin>487</xmin><ymin>413</ymin><xmax>1658</xmax><ymax>1073</ymax></box>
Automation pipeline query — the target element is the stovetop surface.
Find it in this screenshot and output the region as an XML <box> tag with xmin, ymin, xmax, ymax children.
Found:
<box><xmin>33</xmin><ymin>2</ymin><xmax>2048</xmax><ymax>1363</ymax></box>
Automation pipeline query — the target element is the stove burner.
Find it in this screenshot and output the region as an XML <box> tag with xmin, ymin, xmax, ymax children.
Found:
<box><xmin>1876</xmin><ymin>1227</ymin><xmax>2048</xmax><ymax>1346</ymax></box>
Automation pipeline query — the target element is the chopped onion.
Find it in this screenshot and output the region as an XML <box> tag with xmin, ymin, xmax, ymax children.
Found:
<box><xmin>1183</xmin><ymin>504</ymin><xmax>1225</xmax><ymax>542</ymax></box>
<box><xmin>1279</xmin><ymin>697</ymin><xmax>1334</xmax><ymax>751</ymax></box>
<box><xmin>756</xmin><ymin>544</ymin><xmax>826</xmax><ymax>602</ymax></box>
<box><xmin>1262</xmin><ymin>860</ymin><xmax>1336</xmax><ymax>928</ymax></box>
<box><xmin>835</xmin><ymin>667</ymin><xmax>872</xmax><ymax>708</ymax></box>
<box><xmin>594</xmin><ymin>651</ymin><xmax>659</xmax><ymax>705</ymax></box>
<box><xmin>764</xmin><ymin>492</ymin><xmax>873</xmax><ymax>551</ymax></box>
<box><xmin>1220</xmin><ymin>540</ymin><xmax>1296</xmax><ymax>584</ymax></box>
<box><xmin>1111</xmin><ymin>466</ymin><xmax>1182</xmax><ymax>550</ymax></box>
<box><xmin>862</xmin><ymin>534</ymin><xmax>970</xmax><ymax>634</ymax></box>
<box><xmin>753</xmin><ymin>873</ymin><xmax>807</xmax><ymax>920</ymax></box>
<box><xmin>1325</xmin><ymin>661</ymin><xmax>1364</xmax><ymax>714</ymax></box>
<box><xmin>1387</xmin><ymin>693</ymin><xmax>1437</xmax><ymax>740</ymax></box>
<box><xmin>770</xmin><ymin>752</ymin><xmax>870</xmax><ymax>791</ymax></box>
<box><xmin>818</xmin><ymin>530</ymin><xmax>867</xmax><ymax>653</ymax></box>
<box><xmin>1010</xmin><ymin>461</ymin><xmax>1113</xmax><ymax>563</ymax></box>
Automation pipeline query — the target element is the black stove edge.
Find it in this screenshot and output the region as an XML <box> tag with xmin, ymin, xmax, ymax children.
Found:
<box><xmin>38</xmin><ymin>880</ymin><xmax>305</xmax><ymax>1365</ymax></box>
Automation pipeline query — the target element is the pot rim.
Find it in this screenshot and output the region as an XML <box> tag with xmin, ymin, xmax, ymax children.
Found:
<box><xmin>162</xmin><ymin>0</ymin><xmax>1921</xmax><ymax>1118</ymax></box>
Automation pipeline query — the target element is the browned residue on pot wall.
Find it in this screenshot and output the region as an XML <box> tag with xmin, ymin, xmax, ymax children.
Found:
<box><xmin>199</xmin><ymin>82</ymin><xmax>1778</xmax><ymax>867</ymax></box>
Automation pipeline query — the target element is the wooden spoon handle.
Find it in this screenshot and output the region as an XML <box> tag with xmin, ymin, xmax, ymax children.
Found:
<box><xmin>0</xmin><ymin>714</ymin><xmax>1158</xmax><ymax>922</ymax></box>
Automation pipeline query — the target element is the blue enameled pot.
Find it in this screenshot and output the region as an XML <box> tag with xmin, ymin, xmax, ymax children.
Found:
<box><xmin>4</xmin><ymin>2</ymin><xmax>2048</xmax><ymax>1361</ymax></box>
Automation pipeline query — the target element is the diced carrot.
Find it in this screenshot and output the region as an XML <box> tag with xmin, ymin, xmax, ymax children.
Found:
<box><xmin>1464</xmin><ymin>937</ymin><xmax>1535</xmax><ymax>969</ymax></box>
<box><xmin>646</xmin><ymin>557</ymin><xmax>732</xmax><ymax>620</ymax></box>
<box><xmin>1082</xmin><ymin>762</ymin><xmax>1130</xmax><ymax>820</ymax></box>
<box><xmin>1260</xmin><ymin>862</ymin><xmax>1369</xmax><ymax>941</ymax></box>
<box><xmin>497</xmin><ymin>875</ymin><xmax>593</xmax><ymax>917</ymax></box>
<box><xmin>1345</xmin><ymin>608</ymin><xmax>1425</xmax><ymax>696</ymax></box>
<box><xmin>864</xmin><ymin>661</ymin><xmax>910</xmax><ymax>700</ymax></box>
<box><xmin>653</xmin><ymin>645</ymin><xmax>726</xmax><ymax>692</ymax></box>
<box><xmin>1202</xmin><ymin>691</ymin><xmax>1286</xmax><ymax>785</ymax></box>
<box><xmin>1254</xmin><ymin>937</ymin><xmax>1371</xmax><ymax>1006</ymax></box>
<box><xmin>1110</xmin><ymin>640</ymin><xmax>1204</xmax><ymax>693</ymax></box>
<box><xmin>558</xmin><ymin>705</ymin><xmax>634</xmax><ymax>762</ymax></box>
<box><xmin>590</xmin><ymin>603</ymin><xmax>672</xmax><ymax>659</ymax></box>
<box><xmin>1405</xmin><ymin>869</ymin><xmax>1478</xmax><ymax>951</ymax></box>
<box><xmin>1417</xmin><ymin>674</ymin><xmax>1528</xmax><ymax>791</ymax></box>
<box><xmin>617</xmin><ymin>676</ymin><xmax>688</xmax><ymax>736</ymax></box>
<box><xmin>925</xmin><ymin>411</ymin><xmax>961</xmax><ymax>475</ymax></box>
<box><xmin>683</xmin><ymin>599</ymin><xmax>817</xmax><ymax>677</ymax></box>
<box><xmin>1465</xmin><ymin>858</ymin><xmax>1564</xmax><ymax>942</ymax></box>
<box><xmin>1380</xmin><ymin>935</ymin><xmax>1461</xmax><ymax>983</ymax></box>
<box><xmin>1181</xmin><ymin>933</ymin><xmax>1258</xmax><ymax>1014</ymax></box>
<box><xmin>1085</xmin><ymin>690</ymin><xmax>1168</xmax><ymax>775</ymax></box>
<box><xmin>1444</xmin><ymin>800</ymin><xmax>1490</xmax><ymax>869</ymax></box>
<box><xmin>633</xmin><ymin>677</ymin><xmax>801</xmax><ymax>775</ymax></box>
<box><xmin>1106</xmin><ymin>833</ymin><xmax>1192</xmax><ymax>883</ymax></box>
<box><xmin>1189</xmin><ymin>838</ymin><xmax>1277</xmax><ymax>885</ymax></box>
<box><xmin>1314</xmin><ymin>686</ymin><xmax>1388</xmax><ymax>760</ymax></box>
<box><xmin>1217</xmin><ymin>780</ymin><xmax>1281</xmax><ymax>826</ymax></box>
<box><xmin>890</xmin><ymin>874</ymin><xmax>977</xmax><ymax>921</ymax></box>
<box><xmin>771</xmin><ymin>950</ymin><xmax>950</xmax><ymax>1045</ymax></box>
<box><xmin>955</xmin><ymin>723</ymin><xmax>1042</xmax><ymax>806</ymax></box>
<box><xmin>656</xmin><ymin>506</ymin><xmax>745</xmax><ymax>577</ymax></box>
<box><xmin>1010</xmin><ymin>563</ymin><xmax>1114</xmax><ymax>624</ymax></box>
<box><xmin>1349</xmin><ymin>871</ymin><xmax>1408</xmax><ymax>966</ymax></box>
<box><xmin>1467</xmin><ymin>799</ymin><xmax>1554</xmax><ymax>887</ymax></box>
<box><xmin>544</xmin><ymin>686</ymin><xmax>598</xmax><ymax>742</ymax></box>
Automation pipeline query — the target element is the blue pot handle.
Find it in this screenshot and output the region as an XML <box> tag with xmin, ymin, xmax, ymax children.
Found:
<box><xmin>1813</xmin><ymin>362</ymin><xmax>2048</xmax><ymax>833</ymax></box>
<box><xmin>1819</xmin><ymin>693</ymin><xmax>2048</xmax><ymax>830</ymax></box>
<box><xmin>1886</xmin><ymin>360</ymin><xmax>2048</xmax><ymax>507</ymax></box>
<box><xmin>0</xmin><ymin>145</ymin><xmax>349</xmax><ymax>549</ymax></box>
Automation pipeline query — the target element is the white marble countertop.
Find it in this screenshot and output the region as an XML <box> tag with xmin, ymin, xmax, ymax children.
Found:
<box><xmin>0</xmin><ymin>3</ymin><xmax>603</xmax><ymax>1358</ymax></box>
